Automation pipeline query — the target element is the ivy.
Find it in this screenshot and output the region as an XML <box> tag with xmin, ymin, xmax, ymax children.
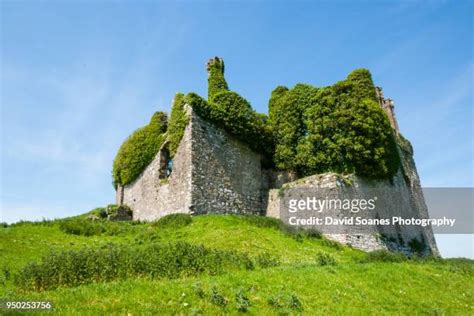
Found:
<box><xmin>167</xmin><ymin>93</ymin><xmax>188</xmax><ymax>157</ymax></box>
<box><xmin>112</xmin><ymin>112</ymin><xmax>167</xmax><ymax>187</ymax></box>
<box><xmin>112</xmin><ymin>59</ymin><xmax>401</xmax><ymax>186</ymax></box>
<box><xmin>207</xmin><ymin>57</ymin><xmax>229</xmax><ymax>101</ymax></box>
<box><xmin>185</xmin><ymin>92</ymin><xmax>273</xmax><ymax>164</ymax></box>
<box><xmin>269</xmin><ymin>69</ymin><xmax>400</xmax><ymax>179</ymax></box>
<box><xmin>268</xmin><ymin>84</ymin><xmax>318</xmax><ymax>170</ymax></box>
<box><xmin>189</xmin><ymin>58</ymin><xmax>274</xmax><ymax>163</ymax></box>
<box><xmin>396</xmin><ymin>133</ymin><xmax>413</xmax><ymax>155</ymax></box>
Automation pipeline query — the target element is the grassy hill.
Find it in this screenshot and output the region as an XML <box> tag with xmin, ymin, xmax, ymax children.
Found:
<box><xmin>1</xmin><ymin>214</ymin><xmax>473</xmax><ymax>315</ymax></box>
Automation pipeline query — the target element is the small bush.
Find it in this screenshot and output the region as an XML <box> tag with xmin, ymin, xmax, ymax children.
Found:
<box><xmin>316</xmin><ymin>252</ymin><xmax>337</xmax><ymax>266</ymax></box>
<box><xmin>210</xmin><ymin>286</ymin><xmax>228</xmax><ymax>308</ymax></box>
<box><xmin>267</xmin><ymin>294</ymin><xmax>284</xmax><ymax>309</ymax></box>
<box><xmin>192</xmin><ymin>282</ymin><xmax>206</xmax><ymax>298</ymax></box>
<box><xmin>235</xmin><ymin>288</ymin><xmax>251</xmax><ymax>312</ymax></box>
<box><xmin>267</xmin><ymin>292</ymin><xmax>304</xmax><ymax>312</ymax></box>
<box><xmin>15</xmin><ymin>242</ymin><xmax>255</xmax><ymax>291</ymax></box>
<box><xmin>289</xmin><ymin>293</ymin><xmax>304</xmax><ymax>311</ymax></box>
<box><xmin>363</xmin><ymin>250</ymin><xmax>407</xmax><ymax>263</ymax></box>
<box><xmin>255</xmin><ymin>253</ymin><xmax>280</xmax><ymax>268</ymax></box>
<box><xmin>59</xmin><ymin>219</ymin><xmax>106</xmax><ymax>236</ymax></box>
<box><xmin>152</xmin><ymin>213</ymin><xmax>193</xmax><ymax>229</ymax></box>
<box><xmin>59</xmin><ymin>218</ymin><xmax>136</xmax><ymax>236</ymax></box>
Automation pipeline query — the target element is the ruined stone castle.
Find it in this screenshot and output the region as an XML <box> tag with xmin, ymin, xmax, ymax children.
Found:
<box><xmin>114</xmin><ymin>57</ymin><xmax>438</xmax><ymax>255</ymax></box>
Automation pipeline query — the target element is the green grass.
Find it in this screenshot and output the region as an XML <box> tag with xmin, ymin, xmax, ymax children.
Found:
<box><xmin>1</xmin><ymin>214</ymin><xmax>473</xmax><ymax>315</ymax></box>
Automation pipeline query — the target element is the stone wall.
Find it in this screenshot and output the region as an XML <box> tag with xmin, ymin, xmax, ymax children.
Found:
<box><xmin>398</xmin><ymin>140</ymin><xmax>439</xmax><ymax>255</ymax></box>
<box><xmin>116</xmin><ymin>101</ymin><xmax>438</xmax><ymax>256</ymax></box>
<box><xmin>265</xmin><ymin>166</ymin><xmax>438</xmax><ymax>255</ymax></box>
<box><xmin>117</xmin><ymin>115</ymin><xmax>194</xmax><ymax>221</ymax></box>
<box><xmin>189</xmin><ymin>109</ymin><xmax>264</xmax><ymax>215</ymax></box>
<box><xmin>118</xmin><ymin>106</ymin><xmax>264</xmax><ymax>220</ymax></box>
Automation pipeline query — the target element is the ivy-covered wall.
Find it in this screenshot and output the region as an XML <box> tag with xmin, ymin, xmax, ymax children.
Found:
<box><xmin>268</xmin><ymin>69</ymin><xmax>400</xmax><ymax>179</ymax></box>
<box><xmin>167</xmin><ymin>93</ymin><xmax>188</xmax><ymax>158</ymax></box>
<box><xmin>191</xmin><ymin>58</ymin><xmax>273</xmax><ymax>164</ymax></box>
<box><xmin>112</xmin><ymin>112</ymin><xmax>167</xmax><ymax>187</ymax></box>
<box><xmin>268</xmin><ymin>84</ymin><xmax>318</xmax><ymax>171</ymax></box>
<box><xmin>113</xmin><ymin>58</ymin><xmax>401</xmax><ymax>189</ymax></box>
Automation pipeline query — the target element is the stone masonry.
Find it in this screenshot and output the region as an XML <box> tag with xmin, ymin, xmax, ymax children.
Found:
<box><xmin>117</xmin><ymin>105</ymin><xmax>263</xmax><ymax>221</ymax></box>
<box><xmin>116</xmin><ymin>89</ymin><xmax>438</xmax><ymax>255</ymax></box>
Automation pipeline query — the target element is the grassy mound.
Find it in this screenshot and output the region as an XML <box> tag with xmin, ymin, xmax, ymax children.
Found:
<box><xmin>1</xmin><ymin>214</ymin><xmax>472</xmax><ymax>314</ymax></box>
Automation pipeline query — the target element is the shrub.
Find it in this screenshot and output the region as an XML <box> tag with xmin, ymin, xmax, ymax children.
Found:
<box><xmin>255</xmin><ymin>253</ymin><xmax>280</xmax><ymax>268</ymax></box>
<box><xmin>59</xmin><ymin>219</ymin><xmax>106</xmax><ymax>236</ymax></box>
<box><xmin>235</xmin><ymin>288</ymin><xmax>251</xmax><ymax>312</ymax></box>
<box><xmin>59</xmin><ymin>218</ymin><xmax>135</xmax><ymax>236</ymax></box>
<box><xmin>210</xmin><ymin>286</ymin><xmax>228</xmax><ymax>308</ymax></box>
<box><xmin>152</xmin><ymin>213</ymin><xmax>193</xmax><ymax>229</ymax></box>
<box><xmin>192</xmin><ymin>282</ymin><xmax>206</xmax><ymax>298</ymax></box>
<box><xmin>267</xmin><ymin>293</ymin><xmax>285</xmax><ymax>309</ymax></box>
<box><xmin>168</xmin><ymin>93</ymin><xmax>189</xmax><ymax>157</ymax></box>
<box><xmin>363</xmin><ymin>250</ymin><xmax>407</xmax><ymax>263</ymax></box>
<box><xmin>15</xmin><ymin>242</ymin><xmax>255</xmax><ymax>291</ymax></box>
<box><xmin>289</xmin><ymin>293</ymin><xmax>304</xmax><ymax>311</ymax></box>
<box><xmin>112</xmin><ymin>112</ymin><xmax>167</xmax><ymax>187</ymax></box>
<box><xmin>267</xmin><ymin>292</ymin><xmax>303</xmax><ymax>312</ymax></box>
<box><xmin>315</xmin><ymin>251</ymin><xmax>337</xmax><ymax>266</ymax></box>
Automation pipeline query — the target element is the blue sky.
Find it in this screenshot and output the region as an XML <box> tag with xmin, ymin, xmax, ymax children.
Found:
<box><xmin>1</xmin><ymin>1</ymin><xmax>472</xmax><ymax>257</ymax></box>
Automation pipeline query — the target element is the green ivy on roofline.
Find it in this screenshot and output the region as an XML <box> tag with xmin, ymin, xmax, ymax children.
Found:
<box><xmin>112</xmin><ymin>112</ymin><xmax>167</xmax><ymax>187</ymax></box>
<box><xmin>268</xmin><ymin>69</ymin><xmax>400</xmax><ymax>179</ymax></box>
<box><xmin>112</xmin><ymin>60</ymin><xmax>403</xmax><ymax>188</ymax></box>
<box><xmin>167</xmin><ymin>93</ymin><xmax>189</xmax><ymax>158</ymax></box>
<box><xmin>184</xmin><ymin>92</ymin><xmax>274</xmax><ymax>166</ymax></box>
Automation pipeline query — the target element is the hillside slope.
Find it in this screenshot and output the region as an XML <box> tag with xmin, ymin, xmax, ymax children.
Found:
<box><xmin>0</xmin><ymin>214</ymin><xmax>472</xmax><ymax>315</ymax></box>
